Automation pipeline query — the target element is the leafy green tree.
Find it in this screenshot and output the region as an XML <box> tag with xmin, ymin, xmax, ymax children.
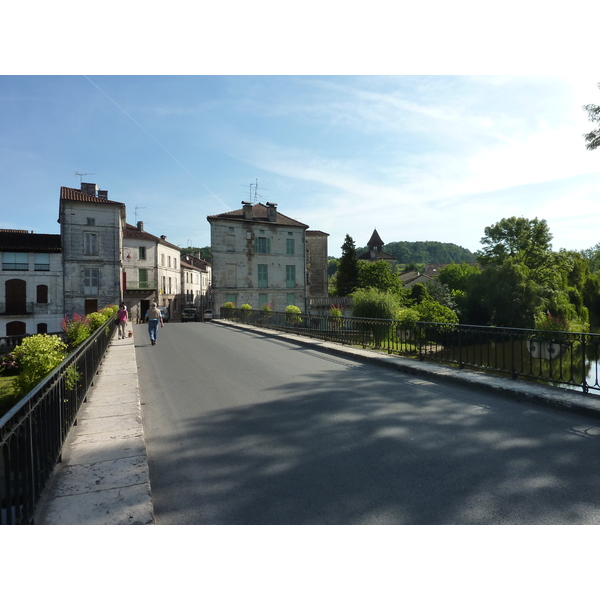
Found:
<box><xmin>417</xmin><ymin>299</ymin><xmax>459</xmax><ymax>324</ymax></box>
<box><xmin>583</xmin><ymin>83</ymin><xmax>600</xmax><ymax>151</ymax></box>
<box><xmin>181</xmin><ymin>246</ymin><xmax>212</xmax><ymax>260</ymax></box>
<box><xmin>336</xmin><ymin>235</ymin><xmax>359</xmax><ymax>296</ymax></box>
<box><xmin>327</xmin><ymin>258</ymin><xmax>339</xmax><ymax>277</ymax></box>
<box><xmin>357</xmin><ymin>260</ymin><xmax>404</xmax><ymax>295</ymax></box>
<box><xmin>438</xmin><ymin>262</ymin><xmax>481</xmax><ymax>293</ymax></box>
<box><xmin>478</xmin><ymin>216</ymin><xmax>553</xmax><ymax>269</ymax></box>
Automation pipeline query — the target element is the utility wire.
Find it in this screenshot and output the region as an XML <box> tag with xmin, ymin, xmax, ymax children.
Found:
<box><xmin>83</xmin><ymin>75</ymin><xmax>230</xmax><ymax>210</ymax></box>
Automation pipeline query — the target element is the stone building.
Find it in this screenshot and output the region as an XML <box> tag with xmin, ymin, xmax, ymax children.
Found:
<box><xmin>305</xmin><ymin>230</ymin><xmax>329</xmax><ymax>297</ymax></box>
<box><xmin>207</xmin><ymin>201</ymin><xmax>309</xmax><ymax>312</ymax></box>
<box><xmin>59</xmin><ymin>183</ymin><xmax>125</xmax><ymax>316</ymax></box>
<box><xmin>0</xmin><ymin>230</ymin><xmax>63</xmax><ymax>336</ymax></box>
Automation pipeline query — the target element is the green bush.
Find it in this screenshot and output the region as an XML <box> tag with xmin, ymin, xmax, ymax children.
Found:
<box><xmin>241</xmin><ymin>303</ymin><xmax>253</xmax><ymax>310</ymax></box>
<box><xmin>351</xmin><ymin>288</ymin><xmax>402</xmax><ymax>320</ymax></box>
<box><xmin>223</xmin><ymin>302</ymin><xmax>235</xmax><ymax>309</ymax></box>
<box><xmin>87</xmin><ymin>311</ymin><xmax>109</xmax><ymax>332</ymax></box>
<box><xmin>12</xmin><ymin>334</ymin><xmax>67</xmax><ymax>397</ymax></box>
<box><xmin>286</xmin><ymin>305</ymin><xmax>302</xmax><ymax>324</ymax></box>
<box><xmin>417</xmin><ymin>299</ymin><xmax>459</xmax><ymax>324</ymax></box>
<box><xmin>100</xmin><ymin>304</ymin><xmax>119</xmax><ymax>318</ymax></box>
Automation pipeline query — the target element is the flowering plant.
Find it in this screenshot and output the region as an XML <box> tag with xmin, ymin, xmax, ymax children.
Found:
<box><xmin>61</xmin><ymin>313</ymin><xmax>92</xmax><ymax>347</ymax></box>
<box><xmin>0</xmin><ymin>352</ymin><xmax>20</xmax><ymax>376</ymax></box>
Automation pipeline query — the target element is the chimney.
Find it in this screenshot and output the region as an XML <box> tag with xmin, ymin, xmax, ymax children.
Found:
<box><xmin>137</xmin><ymin>221</ymin><xmax>144</xmax><ymax>231</ymax></box>
<box><xmin>81</xmin><ymin>182</ymin><xmax>98</xmax><ymax>196</ymax></box>
<box><xmin>242</xmin><ymin>201</ymin><xmax>253</xmax><ymax>220</ymax></box>
<box><xmin>98</xmin><ymin>190</ymin><xmax>108</xmax><ymax>199</ymax></box>
<box><xmin>160</xmin><ymin>235</ymin><xmax>167</xmax><ymax>241</ymax></box>
<box><xmin>266</xmin><ymin>202</ymin><xmax>278</xmax><ymax>223</ymax></box>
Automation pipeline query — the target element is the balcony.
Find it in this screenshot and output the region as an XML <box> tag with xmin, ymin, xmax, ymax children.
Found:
<box><xmin>0</xmin><ymin>302</ymin><xmax>34</xmax><ymax>315</ymax></box>
<box><xmin>125</xmin><ymin>281</ymin><xmax>158</xmax><ymax>291</ymax></box>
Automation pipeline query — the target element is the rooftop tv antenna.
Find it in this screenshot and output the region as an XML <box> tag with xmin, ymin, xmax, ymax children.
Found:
<box><xmin>74</xmin><ymin>171</ymin><xmax>94</xmax><ymax>183</ymax></box>
<box><xmin>242</xmin><ymin>178</ymin><xmax>270</xmax><ymax>204</ymax></box>
<box><xmin>135</xmin><ymin>206</ymin><xmax>146</xmax><ymax>222</ymax></box>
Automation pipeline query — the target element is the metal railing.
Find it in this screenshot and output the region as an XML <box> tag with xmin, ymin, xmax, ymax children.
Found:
<box><xmin>0</xmin><ymin>316</ymin><xmax>116</xmax><ymax>525</ymax></box>
<box><xmin>219</xmin><ymin>308</ymin><xmax>600</xmax><ymax>395</ymax></box>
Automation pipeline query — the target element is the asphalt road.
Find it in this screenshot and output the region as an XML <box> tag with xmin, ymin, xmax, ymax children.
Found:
<box><xmin>135</xmin><ymin>321</ymin><xmax>600</xmax><ymax>524</ymax></box>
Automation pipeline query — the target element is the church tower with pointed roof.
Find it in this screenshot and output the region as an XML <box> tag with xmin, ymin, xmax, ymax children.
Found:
<box><xmin>358</xmin><ymin>229</ymin><xmax>396</xmax><ymax>264</ymax></box>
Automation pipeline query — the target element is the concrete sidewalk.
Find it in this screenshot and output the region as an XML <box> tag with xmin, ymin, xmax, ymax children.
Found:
<box><xmin>34</xmin><ymin>330</ymin><xmax>154</xmax><ymax>525</ymax></box>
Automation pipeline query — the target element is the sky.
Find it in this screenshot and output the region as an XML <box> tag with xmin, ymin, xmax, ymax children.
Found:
<box><xmin>2</xmin><ymin>73</ymin><xmax>599</xmax><ymax>259</ymax></box>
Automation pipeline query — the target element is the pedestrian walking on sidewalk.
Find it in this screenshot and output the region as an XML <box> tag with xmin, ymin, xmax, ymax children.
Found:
<box><xmin>117</xmin><ymin>303</ymin><xmax>128</xmax><ymax>339</ymax></box>
<box><xmin>146</xmin><ymin>302</ymin><xmax>164</xmax><ymax>346</ymax></box>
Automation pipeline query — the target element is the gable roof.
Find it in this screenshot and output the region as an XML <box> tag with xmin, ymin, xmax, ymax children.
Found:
<box><xmin>0</xmin><ymin>230</ymin><xmax>62</xmax><ymax>252</ymax></box>
<box><xmin>60</xmin><ymin>186</ymin><xmax>125</xmax><ymax>207</ymax></box>
<box><xmin>207</xmin><ymin>203</ymin><xmax>308</xmax><ymax>229</ymax></box>
<box><xmin>123</xmin><ymin>223</ymin><xmax>182</xmax><ymax>252</ymax></box>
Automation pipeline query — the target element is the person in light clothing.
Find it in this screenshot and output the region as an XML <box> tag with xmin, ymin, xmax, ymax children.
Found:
<box><xmin>146</xmin><ymin>302</ymin><xmax>164</xmax><ymax>346</ymax></box>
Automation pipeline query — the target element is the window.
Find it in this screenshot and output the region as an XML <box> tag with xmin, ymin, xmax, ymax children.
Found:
<box><xmin>229</xmin><ymin>227</ymin><xmax>234</xmax><ymax>233</ymax></box>
<box><xmin>259</xmin><ymin>293</ymin><xmax>268</xmax><ymax>308</ymax></box>
<box><xmin>161</xmin><ymin>276</ymin><xmax>166</xmax><ymax>293</ymax></box>
<box><xmin>139</xmin><ymin>246</ymin><xmax>146</xmax><ymax>260</ymax></box>
<box><xmin>286</xmin><ymin>238</ymin><xmax>295</xmax><ymax>255</ymax></box>
<box><xmin>37</xmin><ymin>323</ymin><xmax>48</xmax><ymax>334</ymax></box>
<box><xmin>168</xmin><ymin>277</ymin><xmax>172</xmax><ymax>294</ymax></box>
<box><xmin>2</xmin><ymin>252</ymin><xmax>28</xmax><ymax>271</ymax></box>
<box><xmin>258</xmin><ymin>264</ymin><xmax>268</xmax><ymax>288</ymax></box>
<box><xmin>286</xmin><ymin>265</ymin><xmax>296</xmax><ymax>288</ymax></box>
<box><xmin>161</xmin><ymin>253</ymin><xmax>165</xmax><ymax>266</ymax></box>
<box><xmin>86</xmin><ymin>217</ymin><xmax>96</xmax><ymax>226</ymax></box>
<box><xmin>34</xmin><ymin>253</ymin><xmax>50</xmax><ymax>271</ymax></box>
<box><xmin>255</xmin><ymin>237</ymin><xmax>270</xmax><ymax>253</ymax></box>
<box><xmin>168</xmin><ymin>255</ymin><xmax>172</xmax><ymax>268</ymax></box>
<box><xmin>36</xmin><ymin>284</ymin><xmax>48</xmax><ymax>304</ymax></box>
<box><xmin>84</xmin><ymin>268</ymin><xmax>99</xmax><ymax>294</ymax></box>
<box><xmin>139</xmin><ymin>269</ymin><xmax>148</xmax><ymax>286</ymax></box>
<box><xmin>84</xmin><ymin>232</ymin><xmax>98</xmax><ymax>255</ymax></box>
<box><xmin>226</xmin><ymin>294</ymin><xmax>237</xmax><ymax>305</ymax></box>
<box><xmin>287</xmin><ymin>293</ymin><xmax>295</xmax><ymax>306</ymax></box>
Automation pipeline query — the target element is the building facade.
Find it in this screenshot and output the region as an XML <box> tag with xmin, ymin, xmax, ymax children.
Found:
<box><xmin>59</xmin><ymin>183</ymin><xmax>125</xmax><ymax>316</ymax></box>
<box><xmin>207</xmin><ymin>202</ymin><xmax>309</xmax><ymax>312</ymax></box>
<box><xmin>0</xmin><ymin>230</ymin><xmax>64</xmax><ymax>336</ymax></box>
<box><xmin>123</xmin><ymin>222</ymin><xmax>184</xmax><ymax>322</ymax></box>
<box><xmin>181</xmin><ymin>253</ymin><xmax>212</xmax><ymax>311</ymax></box>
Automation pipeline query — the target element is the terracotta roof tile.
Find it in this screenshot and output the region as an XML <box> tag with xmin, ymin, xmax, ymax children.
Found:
<box><xmin>60</xmin><ymin>186</ymin><xmax>124</xmax><ymax>206</ymax></box>
<box><xmin>207</xmin><ymin>203</ymin><xmax>308</xmax><ymax>229</ymax></box>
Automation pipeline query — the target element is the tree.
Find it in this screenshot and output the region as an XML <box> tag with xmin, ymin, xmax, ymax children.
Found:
<box><xmin>478</xmin><ymin>216</ymin><xmax>553</xmax><ymax>270</ymax></box>
<box><xmin>357</xmin><ymin>260</ymin><xmax>404</xmax><ymax>295</ymax></box>
<box><xmin>336</xmin><ymin>235</ymin><xmax>359</xmax><ymax>296</ymax></box>
<box><xmin>583</xmin><ymin>83</ymin><xmax>600</xmax><ymax>151</ymax></box>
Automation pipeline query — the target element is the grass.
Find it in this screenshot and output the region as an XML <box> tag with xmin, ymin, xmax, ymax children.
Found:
<box><xmin>0</xmin><ymin>376</ymin><xmax>19</xmax><ymax>417</ymax></box>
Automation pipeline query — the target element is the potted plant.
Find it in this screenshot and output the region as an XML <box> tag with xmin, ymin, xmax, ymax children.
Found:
<box><xmin>240</xmin><ymin>303</ymin><xmax>252</xmax><ymax>323</ymax></box>
<box><xmin>285</xmin><ymin>305</ymin><xmax>302</xmax><ymax>326</ymax></box>
<box><xmin>222</xmin><ymin>301</ymin><xmax>235</xmax><ymax>319</ymax></box>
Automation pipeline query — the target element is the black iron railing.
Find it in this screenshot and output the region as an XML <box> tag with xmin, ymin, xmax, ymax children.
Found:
<box><xmin>219</xmin><ymin>308</ymin><xmax>600</xmax><ymax>395</ymax></box>
<box><xmin>0</xmin><ymin>316</ymin><xmax>116</xmax><ymax>525</ymax></box>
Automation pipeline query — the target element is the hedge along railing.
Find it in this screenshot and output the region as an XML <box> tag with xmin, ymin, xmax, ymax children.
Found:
<box><xmin>218</xmin><ymin>308</ymin><xmax>600</xmax><ymax>395</ymax></box>
<box><xmin>0</xmin><ymin>315</ymin><xmax>117</xmax><ymax>525</ymax></box>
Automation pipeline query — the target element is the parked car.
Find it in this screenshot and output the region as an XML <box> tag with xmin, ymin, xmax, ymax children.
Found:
<box><xmin>203</xmin><ymin>309</ymin><xmax>213</xmax><ymax>321</ymax></box>
<box><xmin>181</xmin><ymin>307</ymin><xmax>198</xmax><ymax>322</ymax></box>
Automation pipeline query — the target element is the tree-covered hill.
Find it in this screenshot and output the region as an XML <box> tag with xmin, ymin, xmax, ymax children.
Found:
<box><xmin>353</xmin><ymin>241</ymin><xmax>477</xmax><ymax>264</ymax></box>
